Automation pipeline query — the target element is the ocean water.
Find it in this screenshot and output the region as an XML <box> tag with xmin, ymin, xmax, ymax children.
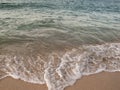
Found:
<box><xmin>0</xmin><ymin>0</ymin><xmax>120</xmax><ymax>90</ymax></box>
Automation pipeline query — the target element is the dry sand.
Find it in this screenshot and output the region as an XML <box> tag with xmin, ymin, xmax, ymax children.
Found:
<box><xmin>0</xmin><ymin>72</ymin><xmax>120</xmax><ymax>90</ymax></box>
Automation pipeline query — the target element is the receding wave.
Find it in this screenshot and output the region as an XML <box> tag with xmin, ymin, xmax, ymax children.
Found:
<box><xmin>0</xmin><ymin>42</ymin><xmax>120</xmax><ymax>90</ymax></box>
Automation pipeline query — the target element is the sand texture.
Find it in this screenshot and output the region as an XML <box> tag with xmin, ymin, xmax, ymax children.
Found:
<box><xmin>0</xmin><ymin>72</ymin><xmax>120</xmax><ymax>90</ymax></box>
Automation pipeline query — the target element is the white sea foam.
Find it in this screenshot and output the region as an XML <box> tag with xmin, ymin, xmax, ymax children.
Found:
<box><xmin>0</xmin><ymin>43</ymin><xmax>120</xmax><ymax>90</ymax></box>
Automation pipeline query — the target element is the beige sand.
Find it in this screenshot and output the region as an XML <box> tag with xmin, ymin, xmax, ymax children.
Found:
<box><xmin>0</xmin><ymin>72</ymin><xmax>120</xmax><ymax>90</ymax></box>
<box><xmin>66</xmin><ymin>72</ymin><xmax>120</xmax><ymax>90</ymax></box>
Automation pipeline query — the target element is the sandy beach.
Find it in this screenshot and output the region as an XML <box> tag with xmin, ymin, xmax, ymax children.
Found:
<box><xmin>0</xmin><ymin>72</ymin><xmax>120</xmax><ymax>90</ymax></box>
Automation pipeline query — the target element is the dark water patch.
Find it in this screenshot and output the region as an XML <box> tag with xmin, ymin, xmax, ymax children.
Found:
<box><xmin>16</xmin><ymin>19</ymin><xmax>56</xmax><ymax>30</ymax></box>
<box><xmin>0</xmin><ymin>3</ymin><xmax>58</xmax><ymax>10</ymax></box>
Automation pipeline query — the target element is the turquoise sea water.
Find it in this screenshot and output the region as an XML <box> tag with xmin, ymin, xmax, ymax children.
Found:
<box><xmin>0</xmin><ymin>0</ymin><xmax>120</xmax><ymax>90</ymax></box>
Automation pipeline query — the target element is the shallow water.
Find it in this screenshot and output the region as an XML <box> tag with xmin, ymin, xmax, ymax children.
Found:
<box><xmin>0</xmin><ymin>0</ymin><xmax>120</xmax><ymax>90</ymax></box>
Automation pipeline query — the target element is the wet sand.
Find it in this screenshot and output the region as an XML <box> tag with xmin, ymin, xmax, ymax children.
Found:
<box><xmin>66</xmin><ymin>72</ymin><xmax>120</xmax><ymax>90</ymax></box>
<box><xmin>0</xmin><ymin>72</ymin><xmax>120</xmax><ymax>90</ymax></box>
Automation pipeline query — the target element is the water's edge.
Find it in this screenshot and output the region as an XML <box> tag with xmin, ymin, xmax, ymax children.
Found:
<box><xmin>0</xmin><ymin>42</ymin><xmax>120</xmax><ymax>90</ymax></box>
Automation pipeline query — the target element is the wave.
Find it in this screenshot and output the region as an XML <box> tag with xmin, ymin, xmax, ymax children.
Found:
<box><xmin>0</xmin><ymin>42</ymin><xmax>120</xmax><ymax>90</ymax></box>
<box><xmin>0</xmin><ymin>3</ymin><xmax>58</xmax><ymax>10</ymax></box>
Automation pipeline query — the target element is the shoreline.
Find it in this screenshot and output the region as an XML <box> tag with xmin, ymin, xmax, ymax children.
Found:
<box><xmin>0</xmin><ymin>72</ymin><xmax>120</xmax><ymax>90</ymax></box>
<box><xmin>65</xmin><ymin>72</ymin><xmax>120</xmax><ymax>90</ymax></box>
